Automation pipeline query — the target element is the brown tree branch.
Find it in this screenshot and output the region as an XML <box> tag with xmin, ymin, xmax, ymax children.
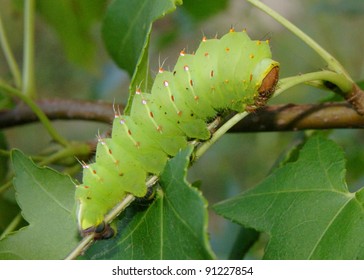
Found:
<box><xmin>345</xmin><ymin>83</ymin><xmax>364</xmax><ymax>115</ymax></box>
<box><xmin>229</xmin><ymin>102</ymin><xmax>364</xmax><ymax>132</ymax></box>
<box><xmin>0</xmin><ymin>98</ymin><xmax>118</xmax><ymax>128</ymax></box>
<box><xmin>1</xmin><ymin>98</ymin><xmax>364</xmax><ymax>132</ymax></box>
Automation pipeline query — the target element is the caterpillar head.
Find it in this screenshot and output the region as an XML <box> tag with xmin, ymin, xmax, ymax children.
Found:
<box><xmin>254</xmin><ymin>65</ymin><xmax>279</xmax><ymax>108</ymax></box>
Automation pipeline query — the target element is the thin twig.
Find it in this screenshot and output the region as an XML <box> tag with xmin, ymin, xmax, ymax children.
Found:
<box><xmin>245</xmin><ymin>0</ymin><xmax>352</xmax><ymax>80</ymax></box>
<box><xmin>22</xmin><ymin>0</ymin><xmax>36</xmax><ymax>98</ymax></box>
<box><xmin>195</xmin><ymin>112</ymin><xmax>249</xmax><ymax>160</ymax></box>
<box><xmin>0</xmin><ymin>180</ymin><xmax>12</xmax><ymax>196</ymax></box>
<box><xmin>0</xmin><ymin>11</ymin><xmax>22</xmax><ymax>88</ymax></box>
<box><xmin>245</xmin><ymin>0</ymin><xmax>364</xmax><ymax>115</ymax></box>
<box><xmin>0</xmin><ymin>213</ymin><xmax>22</xmax><ymax>240</ymax></box>
<box><xmin>0</xmin><ymin>85</ymin><xmax>70</xmax><ymax>147</ymax></box>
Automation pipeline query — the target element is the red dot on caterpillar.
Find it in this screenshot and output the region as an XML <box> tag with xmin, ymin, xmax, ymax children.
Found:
<box><xmin>204</xmin><ymin>52</ymin><xmax>209</xmax><ymax>57</ymax></box>
<box><xmin>202</xmin><ymin>36</ymin><xmax>207</xmax><ymax>42</ymax></box>
<box><xmin>149</xmin><ymin>111</ymin><xmax>154</xmax><ymax>118</ymax></box>
<box><xmin>171</xmin><ymin>95</ymin><xmax>175</xmax><ymax>102</ymax></box>
<box><xmin>84</xmin><ymin>186</ymin><xmax>90</xmax><ymax>189</ymax></box>
<box><xmin>158</xmin><ymin>67</ymin><xmax>164</xmax><ymax>73</ymax></box>
<box><xmin>180</xmin><ymin>50</ymin><xmax>185</xmax><ymax>56</ymax></box>
<box><xmin>127</xmin><ymin>129</ymin><xmax>132</xmax><ymax>136</ymax></box>
<box><xmin>229</xmin><ymin>27</ymin><xmax>235</xmax><ymax>33</ymax></box>
<box><xmin>225</xmin><ymin>47</ymin><xmax>230</xmax><ymax>52</ymax></box>
<box><xmin>135</xmin><ymin>88</ymin><xmax>141</xmax><ymax>95</ymax></box>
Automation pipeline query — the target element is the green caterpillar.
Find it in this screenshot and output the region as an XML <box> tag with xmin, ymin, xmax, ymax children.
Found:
<box><xmin>75</xmin><ymin>28</ymin><xmax>279</xmax><ymax>239</ymax></box>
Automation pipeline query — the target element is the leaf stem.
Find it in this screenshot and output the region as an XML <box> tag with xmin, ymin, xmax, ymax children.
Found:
<box><xmin>0</xmin><ymin>180</ymin><xmax>12</xmax><ymax>196</ymax></box>
<box><xmin>245</xmin><ymin>0</ymin><xmax>352</xmax><ymax>81</ymax></box>
<box><xmin>195</xmin><ymin>112</ymin><xmax>249</xmax><ymax>160</ymax></box>
<box><xmin>38</xmin><ymin>142</ymin><xmax>91</xmax><ymax>166</ymax></box>
<box><xmin>196</xmin><ymin>70</ymin><xmax>352</xmax><ymax>160</ymax></box>
<box><xmin>0</xmin><ymin>213</ymin><xmax>22</xmax><ymax>240</ymax></box>
<box><xmin>22</xmin><ymin>0</ymin><xmax>36</xmax><ymax>98</ymax></box>
<box><xmin>275</xmin><ymin>70</ymin><xmax>353</xmax><ymax>98</ymax></box>
<box><xmin>0</xmin><ymin>82</ymin><xmax>69</xmax><ymax>147</ymax></box>
<box><xmin>0</xmin><ymin>12</ymin><xmax>22</xmax><ymax>88</ymax></box>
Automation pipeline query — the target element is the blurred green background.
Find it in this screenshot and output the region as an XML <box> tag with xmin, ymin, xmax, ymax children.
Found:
<box><xmin>1</xmin><ymin>0</ymin><xmax>364</xmax><ymax>259</ymax></box>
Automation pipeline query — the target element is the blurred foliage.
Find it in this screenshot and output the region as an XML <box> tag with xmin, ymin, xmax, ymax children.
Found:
<box><xmin>36</xmin><ymin>0</ymin><xmax>106</xmax><ymax>69</ymax></box>
<box><xmin>312</xmin><ymin>0</ymin><xmax>364</xmax><ymax>15</ymax></box>
<box><xmin>11</xmin><ymin>0</ymin><xmax>106</xmax><ymax>69</ymax></box>
<box><xmin>181</xmin><ymin>0</ymin><xmax>229</xmax><ymax>22</ymax></box>
<box><xmin>0</xmin><ymin>0</ymin><xmax>364</xmax><ymax>259</ymax></box>
<box><xmin>0</xmin><ymin>133</ymin><xmax>9</xmax><ymax>183</ymax></box>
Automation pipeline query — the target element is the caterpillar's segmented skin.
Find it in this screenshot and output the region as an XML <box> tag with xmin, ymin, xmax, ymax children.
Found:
<box><xmin>75</xmin><ymin>29</ymin><xmax>280</xmax><ymax>239</ymax></box>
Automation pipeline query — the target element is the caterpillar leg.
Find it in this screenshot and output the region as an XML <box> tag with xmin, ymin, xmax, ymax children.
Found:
<box><xmin>81</xmin><ymin>221</ymin><xmax>116</xmax><ymax>240</ymax></box>
<box><xmin>136</xmin><ymin>184</ymin><xmax>156</xmax><ymax>201</ymax></box>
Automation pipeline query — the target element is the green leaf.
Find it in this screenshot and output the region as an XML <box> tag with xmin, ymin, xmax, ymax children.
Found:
<box><xmin>214</xmin><ymin>135</ymin><xmax>364</xmax><ymax>260</ymax></box>
<box><xmin>84</xmin><ymin>145</ymin><xmax>215</xmax><ymax>260</ymax></box>
<box><xmin>102</xmin><ymin>0</ymin><xmax>182</xmax><ymax>114</ymax></box>
<box><xmin>0</xmin><ymin>150</ymin><xmax>79</xmax><ymax>260</ymax></box>
<box><xmin>36</xmin><ymin>0</ymin><xmax>106</xmax><ymax>68</ymax></box>
<box><xmin>357</xmin><ymin>80</ymin><xmax>364</xmax><ymax>89</ymax></box>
